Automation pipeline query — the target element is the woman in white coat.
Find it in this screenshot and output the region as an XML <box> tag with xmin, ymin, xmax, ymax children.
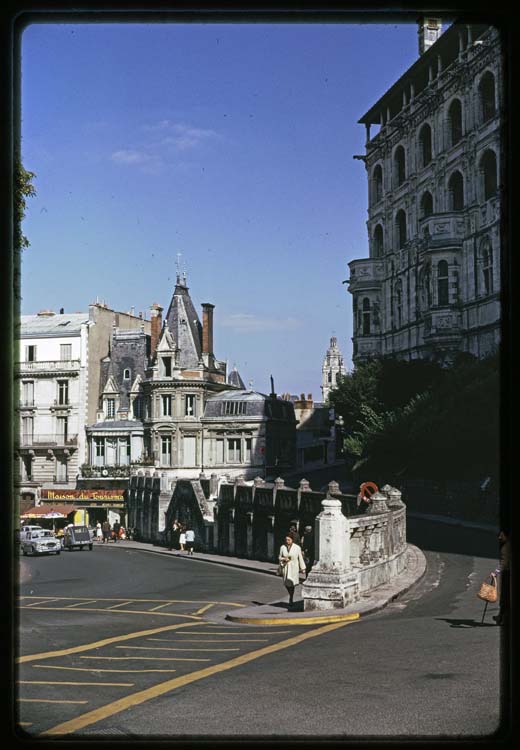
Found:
<box><xmin>279</xmin><ymin>534</ymin><xmax>306</xmax><ymax>610</ymax></box>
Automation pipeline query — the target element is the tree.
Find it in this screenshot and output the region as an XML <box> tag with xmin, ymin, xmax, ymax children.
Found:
<box><xmin>14</xmin><ymin>161</ymin><xmax>36</xmax><ymax>251</ymax></box>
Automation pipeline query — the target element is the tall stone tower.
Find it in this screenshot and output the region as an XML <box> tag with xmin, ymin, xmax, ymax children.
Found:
<box><xmin>321</xmin><ymin>336</ymin><xmax>347</xmax><ymax>403</ymax></box>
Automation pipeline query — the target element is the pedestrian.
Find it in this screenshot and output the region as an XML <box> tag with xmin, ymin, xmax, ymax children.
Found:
<box><xmin>112</xmin><ymin>519</ymin><xmax>121</xmax><ymax>542</ymax></box>
<box><xmin>168</xmin><ymin>520</ymin><xmax>178</xmax><ymax>550</ymax></box>
<box><xmin>279</xmin><ymin>534</ymin><xmax>306</xmax><ymax>611</ymax></box>
<box><xmin>288</xmin><ymin>521</ymin><xmax>301</xmax><ymax>545</ymax></box>
<box><xmin>185</xmin><ymin>526</ymin><xmax>195</xmax><ymax>555</ymax></box>
<box><xmin>179</xmin><ymin>525</ymin><xmax>186</xmax><ymax>552</ymax></box>
<box><xmin>102</xmin><ymin>519</ymin><xmax>111</xmax><ymax>544</ymax></box>
<box><xmin>493</xmin><ymin>529</ymin><xmax>510</xmax><ymax>625</ymax></box>
<box><xmin>96</xmin><ymin>521</ymin><xmax>103</xmax><ymax>543</ymax></box>
<box><xmin>301</xmin><ymin>525</ymin><xmax>315</xmax><ymax>575</ymax></box>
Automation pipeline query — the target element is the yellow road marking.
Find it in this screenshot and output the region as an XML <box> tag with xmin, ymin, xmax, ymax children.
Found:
<box><xmin>67</xmin><ymin>600</ymin><xmax>98</xmax><ymax>608</ymax></box>
<box><xmin>18</xmin><ymin>621</ymin><xmax>202</xmax><ymax>663</ymax></box>
<box><xmin>19</xmin><ymin>595</ymin><xmax>244</xmax><ymax>606</ymax></box>
<box><xmin>164</xmin><ymin>638</ymin><xmax>268</xmax><ymax>642</ymax></box>
<box><xmin>19</xmin><ymin>606</ymin><xmax>201</xmax><ymax>620</ymax></box>
<box><xmin>42</xmin><ymin>619</ymin><xmax>356</xmax><ymax>736</ymax></box>
<box><xmin>33</xmin><ymin>666</ymin><xmax>176</xmax><ymax>673</ymax></box>
<box><xmin>25</xmin><ymin>598</ymin><xmax>61</xmax><ymax>607</ymax></box>
<box><xmin>18</xmin><ymin>723</ymin><xmax>33</xmax><ymax>727</ymax></box>
<box><xmin>80</xmin><ymin>656</ymin><xmax>210</xmax><ymax>662</ymax></box>
<box><xmin>18</xmin><ymin>698</ymin><xmax>88</xmax><ymax>705</ymax></box>
<box><xmin>171</xmin><ymin>631</ymin><xmax>293</xmax><ymax>635</ymax></box>
<box><xmin>121</xmin><ymin>646</ymin><xmax>240</xmax><ymax>652</ymax></box>
<box><xmin>191</xmin><ymin>603</ymin><xmax>215</xmax><ymax>615</ymax></box>
<box><xmin>148</xmin><ymin>602</ymin><xmax>175</xmax><ymax>612</ymax></box>
<box><xmin>106</xmin><ymin>601</ymin><xmax>133</xmax><ymax>610</ymax></box>
<box><xmin>18</xmin><ymin>681</ymin><xmax>134</xmax><ymax>687</ymax></box>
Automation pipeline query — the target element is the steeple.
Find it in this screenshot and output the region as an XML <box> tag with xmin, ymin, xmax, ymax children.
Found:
<box><xmin>163</xmin><ymin>270</ymin><xmax>203</xmax><ymax>369</ymax></box>
<box><xmin>321</xmin><ymin>336</ymin><xmax>347</xmax><ymax>402</ymax></box>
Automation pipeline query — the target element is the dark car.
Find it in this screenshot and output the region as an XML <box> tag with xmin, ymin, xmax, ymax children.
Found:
<box><xmin>62</xmin><ymin>525</ymin><xmax>93</xmax><ymax>551</ymax></box>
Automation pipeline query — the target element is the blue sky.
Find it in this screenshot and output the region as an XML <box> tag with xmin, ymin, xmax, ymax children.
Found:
<box><xmin>21</xmin><ymin>22</ymin><xmax>426</xmax><ymax>397</ymax></box>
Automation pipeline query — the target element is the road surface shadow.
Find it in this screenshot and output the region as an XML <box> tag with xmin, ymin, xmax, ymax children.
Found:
<box><xmin>436</xmin><ymin>617</ymin><xmax>498</xmax><ymax>628</ymax></box>
<box><xmin>251</xmin><ymin>600</ymin><xmax>304</xmax><ymax>611</ymax></box>
<box><xmin>407</xmin><ymin>518</ymin><xmax>499</xmax><ymax>559</ymax></box>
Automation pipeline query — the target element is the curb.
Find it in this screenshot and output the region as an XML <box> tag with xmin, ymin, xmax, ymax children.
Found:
<box><xmin>224</xmin><ymin>544</ymin><xmax>427</xmax><ymax>626</ymax></box>
<box><xmin>226</xmin><ymin>612</ymin><xmax>361</xmax><ymax>626</ymax></box>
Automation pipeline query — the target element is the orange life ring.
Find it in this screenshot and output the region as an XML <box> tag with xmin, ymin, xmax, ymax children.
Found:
<box><xmin>358</xmin><ymin>481</ymin><xmax>379</xmax><ymax>503</ymax></box>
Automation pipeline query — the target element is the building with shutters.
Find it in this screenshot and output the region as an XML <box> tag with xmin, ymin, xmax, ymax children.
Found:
<box><xmin>15</xmin><ymin>304</ymin><xmax>150</xmax><ymax>512</ymax></box>
<box><xmin>347</xmin><ymin>21</ymin><xmax>502</xmax><ymax>364</ymax></box>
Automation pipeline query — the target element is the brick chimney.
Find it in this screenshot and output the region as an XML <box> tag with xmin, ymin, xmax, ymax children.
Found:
<box><xmin>150</xmin><ymin>303</ymin><xmax>163</xmax><ymax>359</ymax></box>
<box><xmin>201</xmin><ymin>303</ymin><xmax>215</xmax><ymax>355</ymax></box>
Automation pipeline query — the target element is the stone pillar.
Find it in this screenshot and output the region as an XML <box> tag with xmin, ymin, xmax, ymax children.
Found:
<box><xmin>302</xmin><ymin>496</ymin><xmax>359</xmax><ymax>611</ymax></box>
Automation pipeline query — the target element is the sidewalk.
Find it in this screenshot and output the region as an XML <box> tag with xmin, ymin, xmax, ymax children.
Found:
<box><xmin>103</xmin><ymin>539</ymin><xmax>427</xmax><ymax>625</ymax></box>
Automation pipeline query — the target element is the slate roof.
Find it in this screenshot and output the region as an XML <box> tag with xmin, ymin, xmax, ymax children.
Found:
<box><xmin>164</xmin><ymin>276</ymin><xmax>203</xmax><ymax>369</ymax></box>
<box><xmin>100</xmin><ymin>328</ymin><xmax>149</xmax><ymax>410</ymax></box>
<box><xmin>87</xmin><ymin>420</ymin><xmax>144</xmax><ymax>431</ymax></box>
<box><xmin>19</xmin><ymin>313</ymin><xmax>89</xmax><ymax>337</ymax></box>
<box><xmin>228</xmin><ymin>367</ymin><xmax>246</xmax><ymax>389</ymax></box>
<box><xmin>203</xmin><ymin>389</ymin><xmax>296</xmax><ymax>420</ymax></box>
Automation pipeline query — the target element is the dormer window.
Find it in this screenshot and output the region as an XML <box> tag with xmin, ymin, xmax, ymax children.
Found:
<box><xmin>106</xmin><ymin>398</ymin><xmax>116</xmax><ymax>418</ymax></box>
<box><xmin>161</xmin><ymin>357</ymin><xmax>172</xmax><ymax>378</ymax></box>
<box><xmin>123</xmin><ymin>369</ymin><xmax>131</xmax><ymax>380</ymax></box>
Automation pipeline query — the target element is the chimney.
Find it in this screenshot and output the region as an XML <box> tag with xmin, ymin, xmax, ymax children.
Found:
<box><xmin>417</xmin><ymin>17</ymin><xmax>442</xmax><ymax>55</ymax></box>
<box><xmin>149</xmin><ymin>303</ymin><xmax>163</xmax><ymax>359</ymax></box>
<box><xmin>201</xmin><ymin>303</ymin><xmax>215</xmax><ymax>355</ymax></box>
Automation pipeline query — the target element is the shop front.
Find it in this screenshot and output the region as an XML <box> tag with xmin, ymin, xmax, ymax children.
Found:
<box><xmin>40</xmin><ymin>489</ymin><xmax>127</xmax><ymax>527</ymax></box>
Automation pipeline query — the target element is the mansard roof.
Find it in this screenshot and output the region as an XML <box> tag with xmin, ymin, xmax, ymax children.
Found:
<box><xmin>164</xmin><ymin>275</ymin><xmax>203</xmax><ymax>369</ymax></box>
<box><xmin>99</xmin><ymin>328</ymin><xmax>149</xmax><ymax>410</ymax></box>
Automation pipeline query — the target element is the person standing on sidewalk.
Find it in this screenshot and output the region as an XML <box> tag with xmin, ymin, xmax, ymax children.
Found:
<box><xmin>185</xmin><ymin>527</ymin><xmax>195</xmax><ymax>555</ymax></box>
<box><xmin>179</xmin><ymin>525</ymin><xmax>186</xmax><ymax>552</ymax></box>
<box><xmin>102</xmin><ymin>519</ymin><xmax>111</xmax><ymax>544</ymax></box>
<box><xmin>279</xmin><ymin>534</ymin><xmax>306</xmax><ymax>610</ymax></box>
<box><xmin>300</xmin><ymin>525</ymin><xmax>315</xmax><ymax>576</ymax></box>
<box><xmin>493</xmin><ymin>529</ymin><xmax>510</xmax><ymax>625</ymax></box>
<box><xmin>112</xmin><ymin>520</ymin><xmax>121</xmax><ymax>542</ymax></box>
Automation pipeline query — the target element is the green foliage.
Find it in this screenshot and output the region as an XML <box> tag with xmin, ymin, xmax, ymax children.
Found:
<box><xmin>329</xmin><ymin>354</ymin><xmax>499</xmax><ymax>482</ymax></box>
<box><xmin>14</xmin><ymin>161</ymin><xmax>36</xmax><ymax>251</ymax></box>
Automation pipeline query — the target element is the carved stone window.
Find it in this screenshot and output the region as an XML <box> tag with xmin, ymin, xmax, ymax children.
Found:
<box><xmin>437</xmin><ymin>260</ymin><xmax>449</xmax><ymax>306</ymax></box>
<box><xmin>448</xmin><ymin>171</ymin><xmax>464</xmax><ymax>211</ymax></box>
<box><xmin>394</xmin><ymin>146</ymin><xmax>406</xmax><ymax>187</ymax></box>
<box><xmin>480</xmin><ymin>149</ymin><xmax>497</xmax><ymax>201</ymax></box>
<box><xmin>373</xmin><ymin>224</ymin><xmax>384</xmax><ymax>257</ymax></box>
<box><xmin>372</xmin><ymin>164</ymin><xmax>383</xmax><ymax>203</ymax></box>
<box><xmin>479</xmin><ymin>71</ymin><xmax>496</xmax><ymax>123</ymax></box>
<box><xmin>448</xmin><ymin>98</ymin><xmax>463</xmax><ymax>146</ymax></box>
<box><xmin>420</xmin><ymin>191</ymin><xmax>433</xmax><ymax>219</ymax></box>
<box><xmin>395</xmin><ymin>209</ymin><xmax>407</xmax><ymax>248</ymax></box>
<box><xmin>362</xmin><ymin>298</ymin><xmax>371</xmax><ymax>335</ymax></box>
<box><xmin>418</xmin><ymin>124</ymin><xmax>433</xmax><ymax>168</ymax></box>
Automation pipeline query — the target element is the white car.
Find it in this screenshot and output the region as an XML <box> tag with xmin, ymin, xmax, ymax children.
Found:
<box><xmin>21</xmin><ymin>529</ymin><xmax>62</xmax><ymax>556</ymax></box>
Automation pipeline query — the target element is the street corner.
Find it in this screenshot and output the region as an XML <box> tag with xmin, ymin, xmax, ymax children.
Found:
<box><xmin>224</xmin><ymin>601</ymin><xmax>361</xmax><ymax>626</ymax></box>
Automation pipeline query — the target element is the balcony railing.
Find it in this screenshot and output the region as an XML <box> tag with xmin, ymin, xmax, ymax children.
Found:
<box><xmin>419</xmin><ymin>212</ymin><xmax>465</xmax><ymax>247</ymax></box>
<box><xmin>17</xmin><ymin>434</ymin><xmax>78</xmax><ymax>447</ymax></box>
<box><xmin>80</xmin><ymin>465</ymin><xmax>131</xmax><ymax>478</ymax></box>
<box><xmin>16</xmin><ymin>359</ymin><xmax>81</xmax><ymax>372</ymax></box>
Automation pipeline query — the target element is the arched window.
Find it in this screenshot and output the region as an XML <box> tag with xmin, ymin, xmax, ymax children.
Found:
<box><xmin>362</xmin><ymin>298</ymin><xmax>371</xmax><ymax>335</ymax></box>
<box><xmin>373</xmin><ymin>224</ymin><xmax>384</xmax><ymax>257</ymax></box>
<box><xmin>420</xmin><ymin>191</ymin><xmax>433</xmax><ymax>219</ymax></box>
<box><xmin>420</xmin><ymin>263</ymin><xmax>432</xmax><ymax>310</ymax></box>
<box><xmin>480</xmin><ymin>149</ymin><xmax>497</xmax><ymax>200</ymax></box>
<box><xmin>479</xmin><ymin>71</ymin><xmax>496</xmax><ymax>123</ymax></box>
<box><xmin>480</xmin><ymin>239</ymin><xmax>493</xmax><ymax>295</ymax></box>
<box><xmin>418</xmin><ymin>124</ymin><xmax>432</xmax><ymax>168</ymax></box>
<box><xmin>123</xmin><ymin>368</ymin><xmax>131</xmax><ymax>380</ymax></box>
<box><xmin>372</xmin><ymin>164</ymin><xmax>383</xmax><ymax>203</ymax></box>
<box><xmin>448</xmin><ymin>171</ymin><xmax>464</xmax><ymax>211</ymax></box>
<box><xmin>437</xmin><ymin>260</ymin><xmax>449</xmax><ymax>306</ymax></box>
<box><xmin>395</xmin><ymin>281</ymin><xmax>403</xmax><ymax>328</ymax></box>
<box><xmin>395</xmin><ymin>210</ymin><xmax>407</xmax><ymax>248</ymax></box>
<box><xmin>394</xmin><ymin>146</ymin><xmax>406</xmax><ymax>187</ymax></box>
<box><xmin>448</xmin><ymin>99</ymin><xmax>463</xmax><ymax>146</ymax></box>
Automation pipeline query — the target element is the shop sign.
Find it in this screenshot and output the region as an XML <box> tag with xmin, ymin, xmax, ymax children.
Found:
<box><xmin>42</xmin><ymin>489</ymin><xmax>126</xmax><ymax>501</ymax></box>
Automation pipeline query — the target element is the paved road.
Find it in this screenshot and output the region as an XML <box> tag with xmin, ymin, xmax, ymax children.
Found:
<box><xmin>15</xmin><ymin>519</ymin><xmax>506</xmax><ymax>739</ymax></box>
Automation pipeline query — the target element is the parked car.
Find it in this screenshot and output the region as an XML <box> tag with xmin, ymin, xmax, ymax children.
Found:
<box><xmin>62</xmin><ymin>525</ymin><xmax>93</xmax><ymax>551</ymax></box>
<box><xmin>21</xmin><ymin>529</ymin><xmax>61</xmax><ymax>556</ymax></box>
